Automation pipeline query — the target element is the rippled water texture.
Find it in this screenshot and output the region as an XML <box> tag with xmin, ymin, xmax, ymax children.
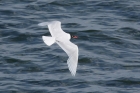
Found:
<box><xmin>0</xmin><ymin>0</ymin><xmax>140</xmax><ymax>93</ymax></box>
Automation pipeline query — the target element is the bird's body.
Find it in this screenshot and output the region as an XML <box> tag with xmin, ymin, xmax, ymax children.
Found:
<box><xmin>38</xmin><ymin>21</ymin><xmax>78</xmax><ymax>76</ymax></box>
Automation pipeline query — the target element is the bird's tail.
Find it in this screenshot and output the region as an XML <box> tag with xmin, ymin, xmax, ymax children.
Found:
<box><xmin>42</xmin><ymin>36</ymin><xmax>55</xmax><ymax>46</ymax></box>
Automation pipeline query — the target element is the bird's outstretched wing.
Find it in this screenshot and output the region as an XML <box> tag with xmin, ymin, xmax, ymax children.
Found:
<box><xmin>56</xmin><ymin>40</ymin><xmax>78</xmax><ymax>76</ymax></box>
<box><xmin>38</xmin><ymin>21</ymin><xmax>70</xmax><ymax>40</ymax></box>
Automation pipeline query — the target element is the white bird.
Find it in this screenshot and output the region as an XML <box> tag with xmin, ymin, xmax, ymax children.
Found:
<box><xmin>38</xmin><ymin>21</ymin><xmax>78</xmax><ymax>76</ymax></box>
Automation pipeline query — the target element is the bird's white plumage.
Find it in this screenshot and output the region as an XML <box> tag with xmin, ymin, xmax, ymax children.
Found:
<box><xmin>42</xmin><ymin>36</ymin><xmax>55</xmax><ymax>46</ymax></box>
<box><xmin>39</xmin><ymin>21</ymin><xmax>70</xmax><ymax>40</ymax></box>
<box><xmin>56</xmin><ymin>40</ymin><xmax>78</xmax><ymax>76</ymax></box>
<box><xmin>38</xmin><ymin>21</ymin><xmax>78</xmax><ymax>76</ymax></box>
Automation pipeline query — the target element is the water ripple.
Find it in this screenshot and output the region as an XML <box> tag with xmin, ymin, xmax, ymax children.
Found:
<box><xmin>0</xmin><ymin>0</ymin><xmax>140</xmax><ymax>93</ymax></box>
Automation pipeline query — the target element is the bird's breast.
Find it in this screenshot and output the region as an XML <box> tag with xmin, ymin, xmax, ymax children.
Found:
<box><xmin>56</xmin><ymin>33</ymin><xmax>71</xmax><ymax>41</ymax></box>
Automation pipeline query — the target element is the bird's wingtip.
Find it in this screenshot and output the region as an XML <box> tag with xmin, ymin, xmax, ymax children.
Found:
<box><xmin>38</xmin><ymin>22</ymin><xmax>48</xmax><ymax>26</ymax></box>
<box><xmin>72</xmin><ymin>73</ymin><xmax>76</xmax><ymax>77</ymax></box>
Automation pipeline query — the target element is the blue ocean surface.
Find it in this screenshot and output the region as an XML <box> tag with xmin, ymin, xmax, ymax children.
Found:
<box><xmin>0</xmin><ymin>0</ymin><xmax>140</xmax><ymax>93</ymax></box>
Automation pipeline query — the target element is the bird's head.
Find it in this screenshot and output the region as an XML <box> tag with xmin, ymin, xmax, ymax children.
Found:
<box><xmin>71</xmin><ymin>35</ymin><xmax>78</xmax><ymax>39</ymax></box>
